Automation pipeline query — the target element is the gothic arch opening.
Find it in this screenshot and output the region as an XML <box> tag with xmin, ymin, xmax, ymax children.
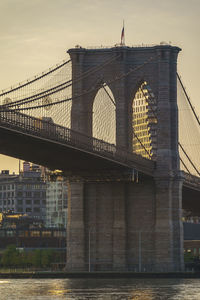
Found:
<box><xmin>132</xmin><ymin>82</ymin><xmax>157</xmax><ymax>159</ymax></box>
<box><xmin>92</xmin><ymin>84</ymin><xmax>116</xmax><ymax>145</ymax></box>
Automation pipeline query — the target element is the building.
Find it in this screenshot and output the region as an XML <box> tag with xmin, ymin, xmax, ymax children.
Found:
<box><xmin>0</xmin><ymin>163</ymin><xmax>68</xmax><ymax>229</ymax></box>
<box><xmin>45</xmin><ymin>174</ymin><xmax>68</xmax><ymax>228</ymax></box>
<box><xmin>0</xmin><ymin>211</ymin><xmax>66</xmax><ymax>249</ymax></box>
<box><xmin>0</xmin><ymin>211</ymin><xmax>44</xmax><ymax>229</ymax></box>
<box><xmin>0</xmin><ymin>162</ymin><xmax>46</xmax><ymax>220</ymax></box>
<box><xmin>132</xmin><ymin>82</ymin><xmax>157</xmax><ymax>159</ymax></box>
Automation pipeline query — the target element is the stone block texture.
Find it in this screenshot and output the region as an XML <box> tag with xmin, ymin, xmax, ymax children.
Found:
<box><xmin>65</xmin><ymin>45</ymin><xmax>184</xmax><ymax>272</ymax></box>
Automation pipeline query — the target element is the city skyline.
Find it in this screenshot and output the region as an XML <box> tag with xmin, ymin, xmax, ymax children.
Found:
<box><xmin>0</xmin><ymin>0</ymin><xmax>199</xmax><ymax>172</ymax></box>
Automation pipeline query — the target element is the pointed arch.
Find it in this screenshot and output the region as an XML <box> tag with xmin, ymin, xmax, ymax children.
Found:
<box><xmin>92</xmin><ymin>84</ymin><xmax>116</xmax><ymax>145</ymax></box>
<box><xmin>132</xmin><ymin>81</ymin><xmax>157</xmax><ymax>159</ymax></box>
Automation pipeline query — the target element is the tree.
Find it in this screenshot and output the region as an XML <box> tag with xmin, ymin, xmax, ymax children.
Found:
<box><xmin>1</xmin><ymin>245</ymin><xmax>20</xmax><ymax>267</ymax></box>
<box><xmin>41</xmin><ymin>249</ymin><xmax>54</xmax><ymax>267</ymax></box>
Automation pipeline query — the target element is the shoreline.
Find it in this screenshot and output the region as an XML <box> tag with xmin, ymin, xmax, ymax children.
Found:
<box><xmin>0</xmin><ymin>271</ymin><xmax>200</xmax><ymax>279</ymax></box>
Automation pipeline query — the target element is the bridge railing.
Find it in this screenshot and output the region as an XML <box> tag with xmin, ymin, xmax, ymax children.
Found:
<box><xmin>0</xmin><ymin>110</ymin><xmax>155</xmax><ymax>174</ymax></box>
<box><xmin>182</xmin><ymin>171</ymin><xmax>200</xmax><ymax>188</ymax></box>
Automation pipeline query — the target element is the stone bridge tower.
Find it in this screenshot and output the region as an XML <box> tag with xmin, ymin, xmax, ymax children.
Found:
<box><xmin>66</xmin><ymin>45</ymin><xmax>184</xmax><ymax>272</ymax></box>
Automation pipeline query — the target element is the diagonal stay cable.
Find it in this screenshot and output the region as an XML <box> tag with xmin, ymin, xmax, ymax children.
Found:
<box><xmin>102</xmin><ymin>83</ymin><xmax>152</xmax><ymax>159</ymax></box>
<box><xmin>177</xmin><ymin>73</ymin><xmax>200</xmax><ymax>127</ymax></box>
<box><xmin>133</xmin><ymin>129</ymin><xmax>152</xmax><ymax>159</ymax></box>
<box><xmin>179</xmin><ymin>142</ymin><xmax>200</xmax><ymax>176</ymax></box>
<box><xmin>180</xmin><ymin>157</ymin><xmax>191</xmax><ymax>174</ymax></box>
<box><xmin>140</xmin><ymin>87</ymin><xmax>157</xmax><ymax>118</ymax></box>
<box><xmin>0</xmin><ymin>57</ymin><xmax>155</xmax><ymax>113</ymax></box>
<box><xmin>177</xmin><ymin>72</ymin><xmax>200</xmax><ymax>176</ymax></box>
<box><xmin>141</xmin><ymin>80</ymin><xmax>200</xmax><ymax>170</ymax></box>
<box><xmin>0</xmin><ymin>59</ymin><xmax>71</xmax><ymax>98</ymax></box>
<box><xmin>102</xmin><ymin>84</ymin><xmax>116</xmax><ymax>106</ymax></box>
<box><xmin>3</xmin><ymin>54</ymin><xmax>120</xmax><ymax>109</ymax></box>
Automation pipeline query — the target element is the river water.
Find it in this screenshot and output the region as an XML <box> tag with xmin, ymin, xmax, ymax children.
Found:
<box><xmin>0</xmin><ymin>278</ymin><xmax>200</xmax><ymax>299</ymax></box>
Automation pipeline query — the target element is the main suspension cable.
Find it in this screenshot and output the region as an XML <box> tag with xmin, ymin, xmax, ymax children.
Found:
<box><xmin>2</xmin><ymin>57</ymin><xmax>155</xmax><ymax>112</ymax></box>
<box><xmin>2</xmin><ymin>54</ymin><xmax>120</xmax><ymax>109</ymax></box>
<box><xmin>0</xmin><ymin>59</ymin><xmax>71</xmax><ymax>97</ymax></box>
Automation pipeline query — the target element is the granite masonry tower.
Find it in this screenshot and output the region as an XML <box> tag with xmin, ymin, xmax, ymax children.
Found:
<box><xmin>66</xmin><ymin>45</ymin><xmax>184</xmax><ymax>272</ymax></box>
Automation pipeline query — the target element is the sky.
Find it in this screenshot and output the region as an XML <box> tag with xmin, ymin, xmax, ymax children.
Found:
<box><xmin>0</xmin><ymin>0</ymin><xmax>199</xmax><ymax>173</ymax></box>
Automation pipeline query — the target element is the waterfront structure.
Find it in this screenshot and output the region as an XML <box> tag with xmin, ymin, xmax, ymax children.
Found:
<box><xmin>0</xmin><ymin>211</ymin><xmax>66</xmax><ymax>250</ymax></box>
<box><xmin>0</xmin><ymin>164</ymin><xmax>68</xmax><ymax>229</ymax></box>
<box><xmin>0</xmin><ymin>211</ymin><xmax>43</xmax><ymax>229</ymax></box>
<box><xmin>0</xmin><ymin>228</ymin><xmax>66</xmax><ymax>249</ymax></box>
<box><xmin>0</xmin><ymin>163</ymin><xmax>46</xmax><ymax>220</ymax></box>
<box><xmin>45</xmin><ymin>177</ymin><xmax>68</xmax><ymax>228</ymax></box>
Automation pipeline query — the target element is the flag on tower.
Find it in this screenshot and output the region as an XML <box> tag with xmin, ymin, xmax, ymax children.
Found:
<box><xmin>121</xmin><ymin>21</ymin><xmax>125</xmax><ymax>45</ymax></box>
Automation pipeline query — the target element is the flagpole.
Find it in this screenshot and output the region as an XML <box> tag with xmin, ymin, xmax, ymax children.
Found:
<box><xmin>120</xmin><ymin>20</ymin><xmax>125</xmax><ymax>46</ymax></box>
<box><xmin>123</xmin><ymin>20</ymin><xmax>125</xmax><ymax>46</ymax></box>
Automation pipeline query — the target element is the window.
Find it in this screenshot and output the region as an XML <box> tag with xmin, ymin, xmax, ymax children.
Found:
<box><xmin>53</xmin><ymin>231</ymin><xmax>65</xmax><ymax>237</ymax></box>
<box><xmin>25</xmin><ymin>184</ymin><xmax>32</xmax><ymax>190</ymax></box>
<box><xmin>30</xmin><ymin>231</ymin><xmax>40</xmax><ymax>237</ymax></box>
<box><xmin>18</xmin><ymin>231</ymin><xmax>25</xmax><ymax>237</ymax></box>
<box><xmin>34</xmin><ymin>207</ymin><xmax>40</xmax><ymax>213</ymax></box>
<box><xmin>26</xmin><ymin>208</ymin><xmax>32</xmax><ymax>212</ymax></box>
<box><xmin>6</xmin><ymin>230</ymin><xmax>15</xmax><ymax>237</ymax></box>
<box><xmin>17</xmin><ymin>207</ymin><xmax>23</xmax><ymax>212</ymax></box>
<box><xmin>26</xmin><ymin>200</ymin><xmax>31</xmax><ymax>205</ymax></box>
<box><xmin>42</xmin><ymin>231</ymin><xmax>51</xmax><ymax>237</ymax></box>
<box><xmin>26</xmin><ymin>191</ymin><xmax>32</xmax><ymax>197</ymax></box>
<box><xmin>0</xmin><ymin>230</ymin><xmax>5</xmax><ymax>237</ymax></box>
<box><xmin>34</xmin><ymin>199</ymin><xmax>40</xmax><ymax>205</ymax></box>
<box><xmin>33</xmin><ymin>192</ymin><xmax>40</xmax><ymax>198</ymax></box>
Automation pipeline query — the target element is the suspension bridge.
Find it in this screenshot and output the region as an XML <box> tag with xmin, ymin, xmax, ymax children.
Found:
<box><xmin>0</xmin><ymin>44</ymin><xmax>200</xmax><ymax>272</ymax></box>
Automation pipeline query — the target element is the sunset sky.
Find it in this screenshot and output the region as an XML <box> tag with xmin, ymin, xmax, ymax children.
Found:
<box><xmin>0</xmin><ymin>0</ymin><xmax>199</xmax><ymax>173</ymax></box>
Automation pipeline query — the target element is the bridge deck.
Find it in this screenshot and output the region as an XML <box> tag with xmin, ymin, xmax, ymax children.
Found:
<box><xmin>0</xmin><ymin>111</ymin><xmax>199</xmax><ymax>190</ymax></box>
<box><xmin>0</xmin><ymin>111</ymin><xmax>155</xmax><ymax>176</ymax></box>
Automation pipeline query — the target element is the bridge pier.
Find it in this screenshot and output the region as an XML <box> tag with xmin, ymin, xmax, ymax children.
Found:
<box><xmin>66</xmin><ymin>181</ymin><xmax>127</xmax><ymax>271</ymax></box>
<box><xmin>154</xmin><ymin>175</ymin><xmax>184</xmax><ymax>272</ymax></box>
<box><xmin>66</xmin><ymin>175</ymin><xmax>184</xmax><ymax>272</ymax></box>
<box><xmin>112</xmin><ymin>183</ymin><xmax>126</xmax><ymax>271</ymax></box>
<box><xmin>66</xmin><ymin>182</ymin><xmax>86</xmax><ymax>271</ymax></box>
<box><xmin>126</xmin><ymin>177</ymin><xmax>155</xmax><ymax>272</ymax></box>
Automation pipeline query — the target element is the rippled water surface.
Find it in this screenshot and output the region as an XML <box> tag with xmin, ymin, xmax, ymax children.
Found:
<box><xmin>0</xmin><ymin>278</ymin><xmax>200</xmax><ymax>299</ymax></box>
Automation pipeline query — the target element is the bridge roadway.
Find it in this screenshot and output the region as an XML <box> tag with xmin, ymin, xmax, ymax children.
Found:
<box><xmin>0</xmin><ymin>111</ymin><xmax>155</xmax><ymax>175</ymax></box>
<box><xmin>0</xmin><ymin>110</ymin><xmax>199</xmax><ymax>212</ymax></box>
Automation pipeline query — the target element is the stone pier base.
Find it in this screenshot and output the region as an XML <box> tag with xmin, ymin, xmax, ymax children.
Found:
<box><xmin>66</xmin><ymin>176</ymin><xmax>184</xmax><ymax>272</ymax></box>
